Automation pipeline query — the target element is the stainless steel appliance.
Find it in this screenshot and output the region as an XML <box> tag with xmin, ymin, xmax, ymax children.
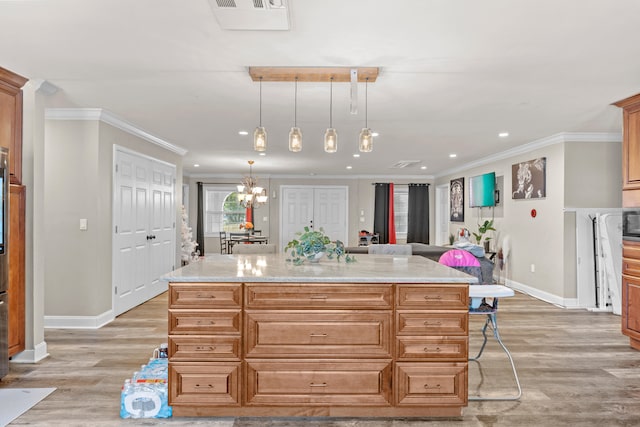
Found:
<box><xmin>623</xmin><ymin>208</ymin><xmax>640</xmax><ymax>242</ymax></box>
<box><xmin>0</xmin><ymin>147</ymin><xmax>8</xmax><ymax>379</ymax></box>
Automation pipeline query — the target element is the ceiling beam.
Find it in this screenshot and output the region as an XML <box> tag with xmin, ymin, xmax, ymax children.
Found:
<box><xmin>248</xmin><ymin>67</ymin><xmax>379</xmax><ymax>82</ymax></box>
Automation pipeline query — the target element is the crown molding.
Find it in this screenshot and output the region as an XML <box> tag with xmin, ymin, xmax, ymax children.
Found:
<box><xmin>435</xmin><ymin>131</ymin><xmax>622</xmax><ymax>178</ymax></box>
<box><xmin>187</xmin><ymin>173</ymin><xmax>435</xmax><ymax>180</ymax></box>
<box><xmin>45</xmin><ymin>108</ymin><xmax>188</xmax><ymax>156</ymax></box>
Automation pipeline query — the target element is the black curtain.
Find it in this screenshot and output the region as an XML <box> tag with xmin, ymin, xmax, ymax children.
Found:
<box><xmin>407</xmin><ymin>183</ymin><xmax>429</xmax><ymax>243</ymax></box>
<box><xmin>373</xmin><ymin>183</ymin><xmax>391</xmax><ymax>244</ymax></box>
<box><xmin>196</xmin><ymin>182</ymin><xmax>205</xmax><ymax>256</ymax></box>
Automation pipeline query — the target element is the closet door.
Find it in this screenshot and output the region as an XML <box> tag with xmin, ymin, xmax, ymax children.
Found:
<box><xmin>113</xmin><ymin>149</ymin><xmax>175</xmax><ymax>316</ymax></box>
<box><xmin>280</xmin><ymin>186</ymin><xmax>348</xmax><ymax>249</ymax></box>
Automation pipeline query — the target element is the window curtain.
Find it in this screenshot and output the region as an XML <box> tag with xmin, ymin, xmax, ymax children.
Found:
<box><xmin>196</xmin><ymin>182</ymin><xmax>205</xmax><ymax>256</ymax></box>
<box><xmin>374</xmin><ymin>183</ymin><xmax>397</xmax><ymax>244</ymax></box>
<box><xmin>407</xmin><ymin>183</ymin><xmax>430</xmax><ymax>243</ymax></box>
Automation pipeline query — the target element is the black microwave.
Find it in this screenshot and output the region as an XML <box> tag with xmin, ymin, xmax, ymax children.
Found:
<box><xmin>623</xmin><ymin>209</ymin><xmax>640</xmax><ymax>241</ymax></box>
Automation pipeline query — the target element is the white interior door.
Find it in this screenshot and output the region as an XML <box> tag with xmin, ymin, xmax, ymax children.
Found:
<box><xmin>113</xmin><ymin>150</ymin><xmax>150</xmax><ymax>315</ymax></box>
<box><xmin>113</xmin><ymin>148</ymin><xmax>176</xmax><ymax>316</ymax></box>
<box><xmin>280</xmin><ymin>186</ymin><xmax>348</xmax><ymax>250</ymax></box>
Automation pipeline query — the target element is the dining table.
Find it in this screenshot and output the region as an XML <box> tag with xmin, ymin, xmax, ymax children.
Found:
<box><xmin>226</xmin><ymin>235</ymin><xmax>269</xmax><ymax>253</ymax></box>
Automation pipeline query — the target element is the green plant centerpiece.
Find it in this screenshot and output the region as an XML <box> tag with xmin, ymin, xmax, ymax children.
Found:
<box><xmin>472</xmin><ymin>219</ymin><xmax>496</xmax><ymax>245</ymax></box>
<box><xmin>284</xmin><ymin>226</ymin><xmax>356</xmax><ymax>265</ymax></box>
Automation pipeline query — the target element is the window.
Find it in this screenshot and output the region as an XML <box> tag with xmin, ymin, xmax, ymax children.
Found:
<box><xmin>394</xmin><ymin>186</ymin><xmax>408</xmax><ymax>239</ymax></box>
<box><xmin>204</xmin><ymin>186</ymin><xmax>246</xmax><ymax>236</ymax></box>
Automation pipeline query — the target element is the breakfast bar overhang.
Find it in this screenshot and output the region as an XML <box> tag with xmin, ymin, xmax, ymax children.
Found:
<box><xmin>163</xmin><ymin>254</ymin><xmax>477</xmax><ymax>417</ymax></box>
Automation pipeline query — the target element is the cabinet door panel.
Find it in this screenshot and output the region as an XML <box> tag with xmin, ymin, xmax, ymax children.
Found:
<box><xmin>8</xmin><ymin>184</ymin><xmax>25</xmax><ymax>356</ymax></box>
<box><xmin>397</xmin><ymin>285</ymin><xmax>468</xmax><ymax>310</ymax></box>
<box><xmin>169</xmin><ymin>310</ymin><xmax>241</xmax><ymax>335</ymax></box>
<box><xmin>396</xmin><ymin>311</ymin><xmax>468</xmax><ymax>336</ymax></box>
<box><xmin>169</xmin><ymin>362</ymin><xmax>240</xmax><ymax>406</ymax></box>
<box><xmin>169</xmin><ymin>283</ymin><xmax>241</xmax><ymax>309</ymax></box>
<box><xmin>395</xmin><ymin>363</ymin><xmax>467</xmax><ymax>406</ymax></box>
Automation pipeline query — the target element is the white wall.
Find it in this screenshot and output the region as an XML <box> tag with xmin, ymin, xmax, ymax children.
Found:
<box><xmin>43</xmin><ymin>118</ymin><xmax>183</xmax><ymax>317</ymax></box>
<box><xmin>435</xmin><ymin>134</ymin><xmax>621</xmax><ymax>304</ymax></box>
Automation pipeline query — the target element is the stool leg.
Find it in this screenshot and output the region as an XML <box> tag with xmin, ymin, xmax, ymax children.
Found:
<box><xmin>469</xmin><ymin>314</ymin><xmax>491</xmax><ymax>361</ymax></box>
<box><xmin>469</xmin><ymin>312</ymin><xmax>522</xmax><ymax>401</ymax></box>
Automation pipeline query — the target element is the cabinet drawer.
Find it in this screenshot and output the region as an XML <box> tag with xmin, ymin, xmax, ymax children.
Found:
<box><xmin>169</xmin><ymin>283</ymin><xmax>241</xmax><ymax>309</ymax></box>
<box><xmin>396</xmin><ymin>285</ymin><xmax>468</xmax><ymax>310</ymax></box>
<box><xmin>169</xmin><ymin>362</ymin><xmax>240</xmax><ymax>406</ymax></box>
<box><xmin>623</xmin><ymin>257</ymin><xmax>640</xmax><ymax>277</ymax></box>
<box><xmin>246</xmin><ymin>360</ymin><xmax>392</xmax><ymax>406</ymax></box>
<box><xmin>245</xmin><ymin>283</ymin><xmax>393</xmax><ymax>309</ymax></box>
<box><xmin>396</xmin><ymin>337</ymin><xmax>468</xmax><ymax>361</ymax></box>
<box><xmin>395</xmin><ymin>363</ymin><xmax>467</xmax><ymax>406</ymax></box>
<box><xmin>169</xmin><ymin>336</ymin><xmax>240</xmax><ymax>360</ymax></box>
<box><xmin>396</xmin><ymin>311</ymin><xmax>468</xmax><ymax>336</ymax></box>
<box><xmin>245</xmin><ymin>311</ymin><xmax>392</xmax><ymax>357</ymax></box>
<box><xmin>169</xmin><ymin>310</ymin><xmax>241</xmax><ymax>335</ymax></box>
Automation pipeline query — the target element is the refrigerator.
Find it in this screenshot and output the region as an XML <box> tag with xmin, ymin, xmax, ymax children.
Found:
<box><xmin>0</xmin><ymin>147</ymin><xmax>8</xmax><ymax>379</ymax></box>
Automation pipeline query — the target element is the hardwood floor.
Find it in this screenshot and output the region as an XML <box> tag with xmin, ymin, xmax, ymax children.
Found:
<box><xmin>1</xmin><ymin>290</ymin><xmax>640</xmax><ymax>426</ymax></box>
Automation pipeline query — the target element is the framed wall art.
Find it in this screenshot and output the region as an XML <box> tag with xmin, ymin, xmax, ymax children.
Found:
<box><xmin>450</xmin><ymin>177</ymin><xmax>464</xmax><ymax>222</ymax></box>
<box><xmin>512</xmin><ymin>157</ymin><xmax>546</xmax><ymax>199</ymax></box>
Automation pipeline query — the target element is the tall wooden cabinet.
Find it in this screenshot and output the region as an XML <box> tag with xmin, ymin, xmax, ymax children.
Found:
<box><xmin>615</xmin><ymin>93</ymin><xmax>640</xmax><ymax>350</ymax></box>
<box><xmin>0</xmin><ymin>67</ymin><xmax>28</xmax><ymax>357</ymax></box>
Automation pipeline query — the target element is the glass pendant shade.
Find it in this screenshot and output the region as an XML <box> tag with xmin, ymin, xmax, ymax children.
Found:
<box><xmin>359</xmin><ymin>128</ymin><xmax>373</xmax><ymax>152</ymax></box>
<box><xmin>324</xmin><ymin>128</ymin><xmax>338</xmax><ymax>153</ymax></box>
<box><xmin>289</xmin><ymin>127</ymin><xmax>302</xmax><ymax>152</ymax></box>
<box><xmin>253</xmin><ymin>126</ymin><xmax>267</xmax><ymax>152</ymax></box>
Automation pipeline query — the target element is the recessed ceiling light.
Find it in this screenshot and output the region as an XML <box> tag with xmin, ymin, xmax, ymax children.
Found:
<box><xmin>193</xmin><ymin>164</ymin><xmax>200</xmax><ymax>167</ymax></box>
<box><xmin>238</xmin><ymin>130</ymin><xmax>249</xmax><ymax>136</ymax></box>
<box><xmin>499</xmin><ymin>132</ymin><xmax>509</xmax><ymax>138</ymax></box>
<box><xmin>346</xmin><ymin>165</ymin><xmax>353</xmax><ymax>170</ymax></box>
<box><xmin>372</xmin><ymin>132</ymin><xmax>379</xmax><ymax>137</ymax></box>
<box><xmin>259</xmin><ymin>152</ymin><xmax>266</xmax><ymax>156</ymax></box>
<box><xmin>449</xmin><ymin>153</ymin><xmax>457</xmax><ymax>158</ymax></box>
<box><xmin>353</xmin><ymin>154</ymin><xmax>360</xmax><ymax>158</ymax></box>
<box><xmin>420</xmin><ymin>166</ymin><xmax>427</xmax><ymax>170</ymax></box>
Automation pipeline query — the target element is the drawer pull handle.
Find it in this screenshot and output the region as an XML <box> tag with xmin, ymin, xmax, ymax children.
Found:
<box><xmin>310</xmin><ymin>383</ymin><xmax>327</xmax><ymax>387</ymax></box>
<box><xmin>423</xmin><ymin>295</ymin><xmax>442</xmax><ymax>300</ymax></box>
<box><xmin>196</xmin><ymin>293</ymin><xmax>216</xmax><ymax>298</ymax></box>
<box><xmin>196</xmin><ymin>320</ymin><xmax>216</xmax><ymax>325</ymax></box>
<box><xmin>196</xmin><ymin>346</ymin><xmax>216</xmax><ymax>351</ymax></box>
<box><xmin>423</xmin><ymin>321</ymin><xmax>442</xmax><ymax>326</ymax></box>
<box><xmin>424</xmin><ymin>347</ymin><xmax>442</xmax><ymax>353</ymax></box>
<box><xmin>424</xmin><ymin>383</ymin><xmax>441</xmax><ymax>390</ymax></box>
<box><xmin>195</xmin><ymin>384</ymin><xmax>215</xmax><ymax>389</ymax></box>
<box><xmin>310</xmin><ymin>333</ymin><xmax>328</xmax><ymax>337</ymax></box>
<box><xmin>310</xmin><ymin>295</ymin><xmax>328</xmax><ymax>300</ymax></box>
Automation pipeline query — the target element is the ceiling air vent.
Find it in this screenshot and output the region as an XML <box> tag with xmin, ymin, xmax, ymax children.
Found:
<box><xmin>390</xmin><ymin>160</ymin><xmax>421</xmax><ymax>169</ymax></box>
<box><xmin>208</xmin><ymin>0</ymin><xmax>290</xmax><ymax>30</ymax></box>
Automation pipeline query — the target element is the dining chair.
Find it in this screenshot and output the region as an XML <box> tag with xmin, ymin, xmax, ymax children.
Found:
<box><xmin>232</xmin><ymin>243</ymin><xmax>276</xmax><ymax>254</ymax></box>
<box><xmin>219</xmin><ymin>231</ymin><xmax>228</xmax><ymax>254</ymax></box>
<box><xmin>228</xmin><ymin>232</ymin><xmax>250</xmax><ymax>253</ymax></box>
<box><xmin>438</xmin><ymin>249</ymin><xmax>522</xmax><ymax>401</ymax></box>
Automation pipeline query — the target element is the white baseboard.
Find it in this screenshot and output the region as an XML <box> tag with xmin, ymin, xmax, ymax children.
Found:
<box><xmin>505</xmin><ymin>277</ymin><xmax>580</xmax><ymax>309</ymax></box>
<box><xmin>44</xmin><ymin>309</ymin><xmax>115</xmax><ymax>329</ymax></box>
<box><xmin>10</xmin><ymin>341</ymin><xmax>49</xmax><ymax>363</ymax></box>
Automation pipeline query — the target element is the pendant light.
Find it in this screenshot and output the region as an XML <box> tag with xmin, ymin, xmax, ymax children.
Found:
<box><xmin>288</xmin><ymin>77</ymin><xmax>302</xmax><ymax>152</ymax></box>
<box><xmin>253</xmin><ymin>77</ymin><xmax>267</xmax><ymax>152</ymax></box>
<box><xmin>359</xmin><ymin>77</ymin><xmax>373</xmax><ymax>152</ymax></box>
<box><xmin>324</xmin><ymin>77</ymin><xmax>337</xmax><ymax>153</ymax></box>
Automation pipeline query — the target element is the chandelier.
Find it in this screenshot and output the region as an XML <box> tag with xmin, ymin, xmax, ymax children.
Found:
<box><xmin>237</xmin><ymin>160</ymin><xmax>268</xmax><ymax>209</ymax></box>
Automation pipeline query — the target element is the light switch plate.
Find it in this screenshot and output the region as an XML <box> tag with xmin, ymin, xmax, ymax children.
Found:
<box><xmin>80</xmin><ymin>218</ymin><xmax>88</xmax><ymax>230</ymax></box>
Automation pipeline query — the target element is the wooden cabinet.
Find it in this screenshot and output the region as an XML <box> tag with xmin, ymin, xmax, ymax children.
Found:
<box><xmin>622</xmin><ymin>242</ymin><xmax>640</xmax><ymax>350</ymax></box>
<box><xmin>0</xmin><ymin>68</ymin><xmax>27</xmax><ymax>185</ymax></box>
<box><xmin>616</xmin><ymin>93</ymin><xmax>640</xmax><ymax>206</ymax></box>
<box><xmin>168</xmin><ymin>281</ymin><xmax>468</xmax><ymax>417</ymax></box>
<box><xmin>2</xmin><ymin>65</ymin><xmax>28</xmax><ymax>359</ymax></box>
<box><xmin>8</xmin><ymin>184</ymin><xmax>25</xmax><ymax>356</ymax></box>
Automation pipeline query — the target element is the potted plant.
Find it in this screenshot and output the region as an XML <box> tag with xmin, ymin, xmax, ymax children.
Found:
<box><xmin>472</xmin><ymin>219</ymin><xmax>496</xmax><ymax>251</ymax></box>
<box><xmin>284</xmin><ymin>226</ymin><xmax>356</xmax><ymax>265</ymax></box>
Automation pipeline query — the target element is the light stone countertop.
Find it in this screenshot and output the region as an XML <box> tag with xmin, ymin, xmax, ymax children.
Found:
<box><xmin>162</xmin><ymin>253</ymin><xmax>478</xmax><ymax>284</ymax></box>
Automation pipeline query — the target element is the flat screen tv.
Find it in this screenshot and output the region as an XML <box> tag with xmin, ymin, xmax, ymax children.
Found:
<box><xmin>469</xmin><ymin>172</ymin><xmax>496</xmax><ymax>207</ymax></box>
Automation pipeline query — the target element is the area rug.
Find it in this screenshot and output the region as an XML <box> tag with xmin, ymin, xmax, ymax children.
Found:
<box><xmin>0</xmin><ymin>388</ymin><xmax>55</xmax><ymax>426</ymax></box>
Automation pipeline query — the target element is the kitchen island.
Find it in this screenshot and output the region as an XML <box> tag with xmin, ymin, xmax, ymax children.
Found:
<box><xmin>163</xmin><ymin>253</ymin><xmax>477</xmax><ymax>417</ymax></box>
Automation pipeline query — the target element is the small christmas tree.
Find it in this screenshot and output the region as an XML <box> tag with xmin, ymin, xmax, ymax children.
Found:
<box><xmin>180</xmin><ymin>205</ymin><xmax>198</xmax><ymax>264</ymax></box>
